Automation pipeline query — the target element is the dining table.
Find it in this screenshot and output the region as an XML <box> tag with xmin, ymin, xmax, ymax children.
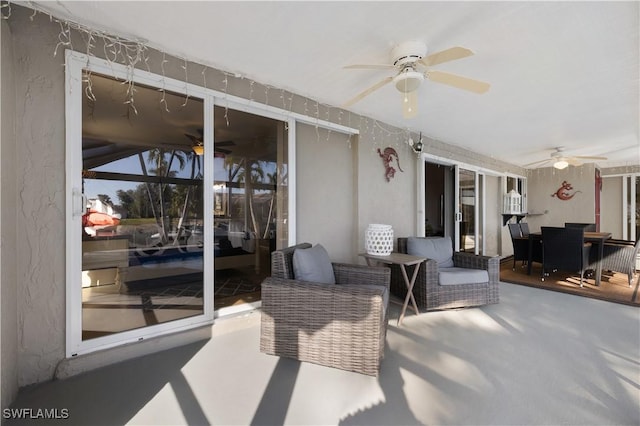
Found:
<box><xmin>527</xmin><ymin>231</ymin><xmax>612</xmax><ymax>286</ymax></box>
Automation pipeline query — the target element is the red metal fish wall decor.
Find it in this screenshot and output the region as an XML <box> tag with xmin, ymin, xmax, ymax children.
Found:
<box><xmin>551</xmin><ymin>180</ymin><xmax>581</xmax><ymax>200</ymax></box>
<box><xmin>377</xmin><ymin>147</ymin><xmax>403</xmax><ymax>182</ymax></box>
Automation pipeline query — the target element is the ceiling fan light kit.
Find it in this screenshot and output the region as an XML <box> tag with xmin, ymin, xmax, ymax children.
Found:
<box><xmin>393</xmin><ymin>68</ymin><xmax>424</xmax><ymax>93</ymax></box>
<box><xmin>553</xmin><ymin>159</ymin><xmax>569</xmax><ymax>170</ymax></box>
<box><xmin>192</xmin><ymin>143</ymin><xmax>204</xmax><ymax>156</ymax></box>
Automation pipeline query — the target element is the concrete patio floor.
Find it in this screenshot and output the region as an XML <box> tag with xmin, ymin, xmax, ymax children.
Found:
<box><xmin>7</xmin><ymin>282</ymin><xmax>640</xmax><ymax>425</ymax></box>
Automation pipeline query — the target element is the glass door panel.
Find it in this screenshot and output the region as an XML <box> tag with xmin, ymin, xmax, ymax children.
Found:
<box><xmin>212</xmin><ymin>106</ymin><xmax>287</xmax><ymax>311</ymax></box>
<box><xmin>81</xmin><ymin>73</ymin><xmax>204</xmax><ymax>340</ymax></box>
<box><xmin>457</xmin><ymin>168</ymin><xmax>476</xmax><ymax>253</ymax></box>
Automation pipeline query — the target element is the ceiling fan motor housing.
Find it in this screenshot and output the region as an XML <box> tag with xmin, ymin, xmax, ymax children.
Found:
<box><xmin>391</xmin><ymin>40</ymin><xmax>428</xmax><ymax>67</ymax></box>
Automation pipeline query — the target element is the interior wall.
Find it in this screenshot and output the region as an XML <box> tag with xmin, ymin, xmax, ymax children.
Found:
<box><xmin>601</xmin><ymin>176</ymin><xmax>624</xmax><ymax>238</ymax></box>
<box><xmin>296</xmin><ymin>124</ymin><xmax>355</xmax><ymax>262</ymax></box>
<box><xmin>1</xmin><ymin>16</ymin><xmax>19</xmax><ymax>411</ymax></box>
<box><xmin>525</xmin><ymin>164</ymin><xmax>596</xmax><ymax>232</ymax></box>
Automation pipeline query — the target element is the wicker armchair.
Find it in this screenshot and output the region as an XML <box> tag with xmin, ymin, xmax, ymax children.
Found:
<box><xmin>260</xmin><ymin>243</ymin><xmax>390</xmax><ymax>376</ymax></box>
<box><xmin>599</xmin><ymin>238</ymin><xmax>640</xmax><ymax>287</ymax></box>
<box><xmin>391</xmin><ymin>237</ymin><xmax>499</xmax><ymax>311</ymax></box>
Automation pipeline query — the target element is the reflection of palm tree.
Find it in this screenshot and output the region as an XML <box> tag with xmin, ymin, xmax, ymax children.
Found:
<box><xmin>141</xmin><ymin>148</ymin><xmax>187</xmax><ymax>243</ymax></box>
<box><xmin>222</xmin><ymin>156</ymin><xmax>283</xmax><ymax>241</ymax></box>
<box><xmin>173</xmin><ymin>152</ymin><xmax>202</xmax><ymax>246</ymax></box>
<box><xmin>236</xmin><ymin>159</ymin><xmax>265</xmax><ymax>238</ymax></box>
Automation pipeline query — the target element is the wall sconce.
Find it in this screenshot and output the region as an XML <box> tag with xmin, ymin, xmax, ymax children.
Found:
<box><xmin>409</xmin><ymin>132</ymin><xmax>423</xmax><ymax>154</ymax></box>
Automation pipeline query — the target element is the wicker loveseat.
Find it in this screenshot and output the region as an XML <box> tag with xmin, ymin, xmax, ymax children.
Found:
<box><xmin>260</xmin><ymin>243</ymin><xmax>390</xmax><ymax>376</ymax></box>
<box><xmin>391</xmin><ymin>237</ymin><xmax>499</xmax><ymax>311</ymax></box>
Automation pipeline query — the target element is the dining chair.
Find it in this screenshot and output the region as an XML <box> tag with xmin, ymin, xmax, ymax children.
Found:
<box><xmin>541</xmin><ymin>226</ymin><xmax>592</xmax><ymax>287</ymax></box>
<box><xmin>565</xmin><ymin>222</ymin><xmax>597</xmax><ymax>232</ymax></box>
<box><xmin>508</xmin><ymin>223</ymin><xmax>529</xmax><ymax>270</ymax></box>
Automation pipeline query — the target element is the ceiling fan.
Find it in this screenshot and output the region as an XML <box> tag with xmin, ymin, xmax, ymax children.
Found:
<box><xmin>523</xmin><ymin>147</ymin><xmax>608</xmax><ymax>169</ymax></box>
<box><xmin>185</xmin><ymin>129</ymin><xmax>235</xmax><ymax>157</ymax></box>
<box><xmin>342</xmin><ymin>40</ymin><xmax>490</xmax><ymax>118</ymax></box>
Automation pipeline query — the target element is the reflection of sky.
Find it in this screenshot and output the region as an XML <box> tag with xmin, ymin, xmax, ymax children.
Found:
<box><xmin>86</xmin><ymin>151</ymin><xmax>203</xmax><ymax>203</ymax></box>
<box><xmin>84</xmin><ymin>151</ymin><xmax>283</xmax><ymax>204</ymax></box>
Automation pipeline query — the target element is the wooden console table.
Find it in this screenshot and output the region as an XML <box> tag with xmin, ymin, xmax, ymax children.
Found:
<box><xmin>360</xmin><ymin>252</ymin><xmax>426</xmax><ymax>325</ymax></box>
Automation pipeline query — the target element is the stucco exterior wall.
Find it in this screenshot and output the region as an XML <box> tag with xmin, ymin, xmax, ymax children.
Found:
<box><xmin>601</xmin><ymin>176</ymin><xmax>624</xmax><ymax>238</ymax></box>
<box><xmin>357</xmin><ymin>137</ymin><xmax>418</xmax><ymax>254</ymax></box>
<box><xmin>8</xmin><ymin>8</ymin><xmax>67</xmax><ymax>388</ymax></box>
<box><xmin>1</xmin><ymin>15</ymin><xmax>19</xmax><ymax>411</ymax></box>
<box><xmin>3</xmin><ymin>4</ymin><xmax>527</xmax><ymax>394</ymax></box>
<box><xmin>296</xmin><ymin>124</ymin><xmax>356</xmax><ymax>262</ymax></box>
<box><xmin>484</xmin><ymin>175</ymin><xmax>501</xmax><ymax>256</ymax></box>
<box><xmin>526</xmin><ymin>164</ymin><xmax>596</xmax><ymax>232</ymax></box>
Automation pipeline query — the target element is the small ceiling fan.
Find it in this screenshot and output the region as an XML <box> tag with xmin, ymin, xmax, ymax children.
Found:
<box><xmin>523</xmin><ymin>147</ymin><xmax>608</xmax><ymax>169</ymax></box>
<box><xmin>342</xmin><ymin>40</ymin><xmax>490</xmax><ymax>118</ymax></box>
<box><xmin>185</xmin><ymin>129</ymin><xmax>235</xmax><ymax>156</ymax></box>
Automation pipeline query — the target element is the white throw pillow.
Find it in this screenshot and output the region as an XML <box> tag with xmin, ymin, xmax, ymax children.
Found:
<box><xmin>293</xmin><ymin>244</ymin><xmax>336</xmax><ymax>284</ymax></box>
<box><xmin>407</xmin><ymin>237</ymin><xmax>454</xmax><ymax>268</ymax></box>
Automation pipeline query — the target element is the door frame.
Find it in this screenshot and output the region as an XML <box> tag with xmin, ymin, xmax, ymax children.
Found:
<box><xmin>419</xmin><ymin>153</ymin><xmax>502</xmax><ymax>255</ymax></box>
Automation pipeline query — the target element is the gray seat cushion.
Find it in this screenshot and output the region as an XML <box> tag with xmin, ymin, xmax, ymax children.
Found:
<box><xmin>293</xmin><ymin>244</ymin><xmax>336</xmax><ymax>284</ymax></box>
<box><xmin>439</xmin><ymin>267</ymin><xmax>489</xmax><ymax>286</ymax></box>
<box><xmin>407</xmin><ymin>236</ymin><xmax>454</xmax><ymax>268</ymax></box>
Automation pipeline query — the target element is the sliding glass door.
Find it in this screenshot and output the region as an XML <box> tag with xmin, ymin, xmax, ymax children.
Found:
<box><xmin>80</xmin><ymin>73</ymin><xmax>206</xmax><ymax>341</ymax></box>
<box><xmin>212</xmin><ymin>106</ymin><xmax>288</xmax><ymax>313</ymax></box>
<box><xmin>456</xmin><ymin>168</ymin><xmax>477</xmax><ymax>253</ymax></box>
<box><xmin>424</xmin><ymin>161</ymin><xmax>486</xmax><ymax>255</ymax></box>
<box><xmin>66</xmin><ymin>51</ymin><xmax>214</xmax><ymax>356</ymax></box>
<box><xmin>67</xmin><ymin>50</ymin><xmax>299</xmax><ymax>356</ymax></box>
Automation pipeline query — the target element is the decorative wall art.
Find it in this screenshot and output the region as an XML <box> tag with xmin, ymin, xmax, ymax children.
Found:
<box><xmin>551</xmin><ymin>180</ymin><xmax>581</xmax><ymax>200</ymax></box>
<box><xmin>377</xmin><ymin>147</ymin><xmax>404</xmax><ymax>182</ymax></box>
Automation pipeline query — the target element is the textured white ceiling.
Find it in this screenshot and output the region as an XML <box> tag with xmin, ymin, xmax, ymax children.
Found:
<box><xmin>25</xmin><ymin>1</ymin><xmax>640</xmax><ymax>168</ymax></box>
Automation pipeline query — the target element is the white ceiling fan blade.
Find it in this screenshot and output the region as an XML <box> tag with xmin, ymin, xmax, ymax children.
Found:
<box><xmin>419</xmin><ymin>46</ymin><xmax>474</xmax><ymax>67</ymax></box>
<box><xmin>401</xmin><ymin>90</ymin><xmax>418</xmax><ymax>119</ymax></box>
<box><xmin>342</xmin><ymin>76</ymin><xmax>393</xmax><ymax>108</ymax></box>
<box><xmin>574</xmin><ymin>155</ymin><xmax>608</xmax><ymax>161</ymax></box>
<box><xmin>566</xmin><ymin>157</ymin><xmax>582</xmax><ymax>166</ymax></box>
<box><xmin>427</xmin><ymin>70</ymin><xmax>490</xmax><ymax>94</ymax></box>
<box><xmin>523</xmin><ymin>159</ymin><xmax>552</xmax><ymax>168</ymax></box>
<box><xmin>344</xmin><ymin>64</ymin><xmax>396</xmax><ymax>70</ymax></box>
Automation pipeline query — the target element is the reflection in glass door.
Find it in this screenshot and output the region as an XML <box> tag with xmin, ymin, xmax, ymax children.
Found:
<box><xmin>212</xmin><ymin>106</ymin><xmax>288</xmax><ymax>311</ymax></box>
<box><xmin>457</xmin><ymin>168</ymin><xmax>476</xmax><ymax>253</ymax></box>
<box><xmin>80</xmin><ymin>73</ymin><xmax>205</xmax><ymax>340</ymax></box>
